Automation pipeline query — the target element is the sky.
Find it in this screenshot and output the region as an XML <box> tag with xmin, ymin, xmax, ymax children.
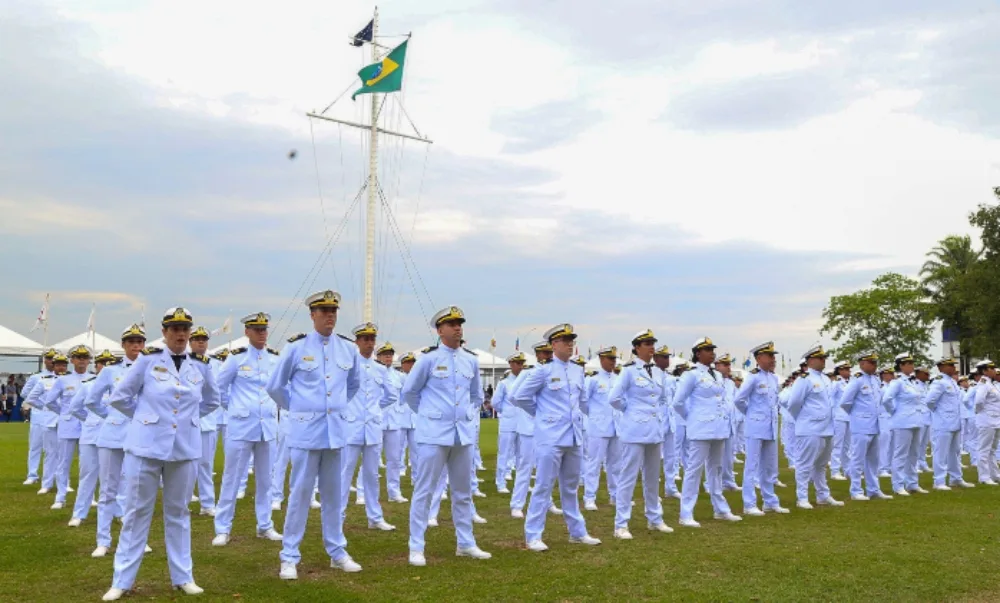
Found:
<box><xmin>3</xmin><ymin>0</ymin><xmax>1000</xmax><ymax>369</ymax></box>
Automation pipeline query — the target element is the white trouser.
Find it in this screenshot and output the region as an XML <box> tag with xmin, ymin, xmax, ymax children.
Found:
<box><xmin>56</xmin><ymin>437</ymin><xmax>79</xmax><ymax>503</ymax></box>
<box><xmin>474</xmin><ymin>423</ymin><xmax>483</xmax><ymax>469</ymax></box>
<box><xmin>720</xmin><ymin>433</ymin><xmax>738</xmax><ymax>488</ymax></box>
<box><xmin>878</xmin><ymin>425</ymin><xmax>893</xmax><ymax>472</ymax></box>
<box><xmin>399</xmin><ymin>428</ymin><xmax>416</xmax><ymax>473</ymax></box>
<box><xmin>41</xmin><ymin>427</ymin><xmax>59</xmax><ymax>488</ymax></box>
<box><xmin>781</xmin><ymin>420</ymin><xmax>797</xmax><ymax>466</ymax></box>
<box><xmin>932</xmin><ymin>429</ymin><xmax>963</xmax><ymax>486</ymax></box>
<box><xmin>831</xmin><ymin>421</ymin><xmax>850</xmax><ymax>474</ymax></box>
<box><xmin>511</xmin><ymin>434</ymin><xmax>535</xmax><ymax>510</ymax></box>
<box><xmin>963</xmin><ymin>418</ymin><xmax>978</xmax><ymax>456</ymax></box>
<box><xmin>976</xmin><ymin>426</ymin><xmax>1000</xmax><ymax>483</ymax></box>
<box><xmin>615</xmin><ymin>442</ymin><xmax>661</xmax><ymax>529</ymax></box>
<box><xmin>342</xmin><ymin>443</ymin><xmax>384</xmax><ymax>524</ymax></box>
<box><xmin>382</xmin><ymin>429</ymin><xmax>403</xmax><ymax>499</ymax></box>
<box><xmin>673</xmin><ymin>424</ymin><xmax>687</xmax><ymax>471</ymax></box>
<box><xmin>215</xmin><ymin>438</ymin><xmax>274</xmax><ymax>535</ymax></box>
<box><xmin>71</xmin><ymin>442</ymin><xmax>100</xmax><ymax>520</ymax></box>
<box><xmin>680</xmin><ymin>439</ymin><xmax>730</xmax><ymax>520</ymax></box>
<box><xmin>661</xmin><ymin>429</ymin><xmax>679</xmax><ymax>495</ymax></box>
<box><xmin>526</xmin><ymin>442</ymin><xmax>587</xmax><ymax>542</ymax></box>
<box><xmin>848</xmin><ymin>432</ymin><xmax>881</xmax><ymax>496</ymax></box>
<box><xmin>111</xmin><ymin>454</ymin><xmax>197</xmax><ymax>590</ymax></box>
<box><xmin>496</xmin><ymin>431</ymin><xmax>518</xmax><ymax>489</ymax></box>
<box><xmin>794</xmin><ymin>435</ymin><xmax>833</xmax><ymax>502</ymax></box>
<box><xmin>734</xmin><ymin>421</ymin><xmax>746</xmax><ymax>455</ymax></box>
<box><xmin>270</xmin><ymin>430</ymin><xmax>290</xmax><ymax>503</ymax></box>
<box><xmin>743</xmin><ymin>438</ymin><xmax>779</xmax><ymax>510</ymax></box>
<box><xmin>584</xmin><ymin>435</ymin><xmax>622</xmax><ymax>503</ymax></box>
<box><xmin>26</xmin><ymin>419</ymin><xmax>44</xmax><ymax>480</ymax></box>
<box><xmin>409</xmin><ymin>443</ymin><xmax>476</xmax><ymax>553</ymax></box>
<box><xmin>97</xmin><ymin>447</ymin><xmax>125</xmax><ymax>548</ymax></box>
<box><xmin>891</xmin><ymin>427</ymin><xmax>920</xmax><ymax>492</ymax></box>
<box><xmin>916</xmin><ymin>425</ymin><xmax>932</xmax><ymax>470</ymax></box>
<box><xmin>280</xmin><ymin>447</ymin><xmax>347</xmax><ymax>564</ymax></box>
<box><xmin>195</xmin><ymin>431</ymin><xmax>217</xmax><ymax>510</ymax></box>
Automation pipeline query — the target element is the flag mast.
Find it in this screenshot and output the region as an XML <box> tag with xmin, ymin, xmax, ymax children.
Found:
<box><xmin>363</xmin><ymin>7</ymin><xmax>380</xmax><ymax>324</ymax></box>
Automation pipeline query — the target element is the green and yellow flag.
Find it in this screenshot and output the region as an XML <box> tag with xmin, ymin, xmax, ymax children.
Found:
<box><xmin>352</xmin><ymin>40</ymin><xmax>408</xmax><ymax>100</ymax></box>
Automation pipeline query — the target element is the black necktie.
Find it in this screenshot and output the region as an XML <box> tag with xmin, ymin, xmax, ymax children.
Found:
<box><xmin>709</xmin><ymin>367</ymin><xmax>717</xmax><ymax>379</ymax></box>
<box><xmin>171</xmin><ymin>354</ymin><xmax>186</xmax><ymax>371</ymax></box>
<box><xmin>644</xmin><ymin>363</ymin><xmax>653</xmax><ymax>377</ymax></box>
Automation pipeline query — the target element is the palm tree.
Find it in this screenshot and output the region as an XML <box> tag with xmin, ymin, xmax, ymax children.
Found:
<box><xmin>920</xmin><ymin>235</ymin><xmax>981</xmax><ymax>301</ymax></box>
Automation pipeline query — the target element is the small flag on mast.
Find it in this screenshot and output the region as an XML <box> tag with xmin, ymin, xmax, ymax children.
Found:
<box><xmin>30</xmin><ymin>294</ymin><xmax>49</xmax><ymax>332</ymax></box>
<box><xmin>515</xmin><ymin>336</ymin><xmax>520</xmax><ymax>351</ymax></box>
<box><xmin>212</xmin><ymin>316</ymin><xmax>232</xmax><ymax>337</ymax></box>
<box><xmin>490</xmin><ymin>331</ymin><xmax>497</xmax><ymax>351</ymax></box>
<box><xmin>351</xmin><ymin>19</ymin><xmax>374</xmax><ymax>47</ymax></box>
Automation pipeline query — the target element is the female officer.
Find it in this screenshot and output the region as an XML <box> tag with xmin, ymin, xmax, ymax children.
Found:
<box><xmin>973</xmin><ymin>360</ymin><xmax>1000</xmax><ymax>485</ymax></box>
<box><xmin>882</xmin><ymin>353</ymin><xmax>929</xmax><ymax>496</ymax></box>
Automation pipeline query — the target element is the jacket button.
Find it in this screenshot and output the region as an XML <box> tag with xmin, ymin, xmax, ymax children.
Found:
<box><xmin>172</xmin><ymin>423</ymin><xmax>177</xmax><ymax>428</ymax></box>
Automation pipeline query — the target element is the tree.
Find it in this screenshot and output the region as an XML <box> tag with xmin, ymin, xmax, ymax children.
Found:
<box><xmin>961</xmin><ymin>187</ymin><xmax>1000</xmax><ymax>358</ymax></box>
<box><xmin>920</xmin><ymin>234</ymin><xmax>980</xmax><ymax>367</ymax></box>
<box><xmin>820</xmin><ymin>272</ymin><xmax>934</xmax><ymax>365</ymax></box>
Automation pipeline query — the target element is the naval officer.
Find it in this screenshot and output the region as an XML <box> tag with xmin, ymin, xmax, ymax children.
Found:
<box><xmin>583</xmin><ymin>346</ymin><xmax>621</xmax><ymax>510</ymax></box>
<box><xmin>673</xmin><ymin>337</ymin><xmax>741</xmax><ymax>527</ymax></box>
<box><xmin>22</xmin><ymin>349</ymin><xmax>59</xmax><ymax>491</ymax></box>
<box><xmin>377</xmin><ymin>341</ymin><xmax>409</xmax><ymax>503</ymax></box>
<box><xmin>402</xmin><ymin>306</ymin><xmax>491</xmax><ymax>566</ymax></box>
<box><xmin>213</xmin><ymin>313</ymin><xmax>283</xmax><ymax>546</ymax></box>
<box><xmin>881</xmin><ymin>353</ymin><xmax>929</xmax><ymax>495</ymax></box>
<box><xmin>924</xmin><ymin>357</ymin><xmax>974</xmax><ymax>490</ymax></box>
<box><xmin>66</xmin><ymin>349</ymin><xmax>117</xmax><ymax>527</ymax></box>
<box><xmin>492</xmin><ymin>352</ymin><xmax>525</xmax><ymax>494</ymax></box>
<box><xmin>732</xmin><ymin>342</ymin><xmax>788</xmax><ymax>516</ymax></box>
<box><xmin>972</xmin><ymin>360</ymin><xmax>1000</xmax><ymax>485</ymax></box>
<box><xmin>609</xmin><ymin>331</ymin><xmax>673</xmax><ymax>539</ymax></box>
<box><xmin>397</xmin><ymin>352</ymin><xmax>418</xmax><ymax>483</ymax></box>
<box><xmin>102</xmin><ymin>307</ymin><xmax>220</xmax><ymax>601</ymax></box>
<box><xmin>787</xmin><ymin>345</ymin><xmax>843</xmax><ymax>509</ymax></box>
<box><xmin>189</xmin><ymin>327</ymin><xmax>220</xmax><ymax>515</ymax></box>
<box><xmin>513</xmin><ymin>323</ymin><xmax>600</xmax><ymax>552</ymax></box>
<box><xmin>651</xmin><ymin>345</ymin><xmax>681</xmax><ymax>499</ymax></box>
<box><xmin>44</xmin><ymin>345</ymin><xmax>93</xmax><ymax>510</ymax></box>
<box><xmin>839</xmin><ymin>351</ymin><xmax>892</xmax><ymax>501</ymax></box>
<box><xmin>829</xmin><ymin>361</ymin><xmax>852</xmax><ymax>481</ymax></box>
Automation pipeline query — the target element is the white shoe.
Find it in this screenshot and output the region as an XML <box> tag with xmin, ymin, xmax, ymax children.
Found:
<box><xmin>584</xmin><ymin>500</ymin><xmax>598</xmax><ymax>511</ymax></box>
<box><xmin>212</xmin><ymin>534</ymin><xmax>229</xmax><ymax>547</ymax></box>
<box><xmin>23</xmin><ymin>478</ymin><xmax>38</xmax><ymax>485</ymax></box>
<box><xmin>389</xmin><ymin>496</ymin><xmax>409</xmax><ymax>503</ymax></box>
<box><xmin>476</xmin><ymin>464</ymin><xmax>487</xmax><ymax>471</ymax></box>
<box><xmin>236</xmin><ymin>490</ymin><xmax>245</xmax><ymax>500</ymax></box>
<box><xmin>456</xmin><ymin>546</ymin><xmax>492</xmax><ymax>559</ymax></box>
<box><xmin>279</xmin><ymin>562</ymin><xmax>297</xmax><ymax>580</ymax></box>
<box><xmin>190</xmin><ymin>495</ymin><xmax>198</xmax><ymax>503</ymax></box>
<box><xmin>713</xmin><ymin>512</ymin><xmax>742</xmax><ymax>522</ymax></box>
<box><xmin>774</xmin><ymin>480</ymin><xmax>788</xmax><ymax>488</ymax></box>
<box><xmin>310</xmin><ymin>499</ymin><xmax>322</xmax><ymax>509</ymax></box>
<box><xmin>50</xmin><ymin>502</ymin><xmax>63</xmax><ymax>510</ymax></box>
<box><xmin>796</xmin><ymin>499</ymin><xmax>813</xmax><ymax>510</ymax></box>
<box><xmin>258</xmin><ymin>528</ymin><xmax>283</xmax><ymax>540</ymax></box>
<box><xmin>144</xmin><ymin>545</ymin><xmax>153</xmax><ymax>554</ymax></box>
<box><xmin>92</xmin><ymin>546</ymin><xmax>109</xmax><ymax>558</ymax></box>
<box><xmin>473</xmin><ymin>490</ymin><xmax>487</xmax><ymax>498</ymax></box>
<box><xmin>956</xmin><ymin>481</ymin><xmax>976</xmax><ymax>488</ymax></box>
<box><xmin>379</xmin><ymin>462</ymin><xmax>386</xmax><ymax>469</ymax></box>
<box><xmin>763</xmin><ymin>506</ymin><xmax>790</xmax><ymax>514</ymax></box>
<box><xmin>497</xmin><ymin>488</ymin><xmax>510</xmax><ymax>495</ymax></box>
<box><xmin>817</xmin><ymin>497</ymin><xmax>845</xmax><ymax>507</ymax></box>
<box><xmin>368</xmin><ymin>520</ymin><xmax>396</xmax><ymax>531</ymax></box>
<box><xmin>504</xmin><ymin>473</ymin><xmax>513</xmax><ymax>481</ymax></box>
<box><xmin>871</xmin><ymin>491</ymin><xmax>893</xmax><ymax>500</ymax></box>
<box><xmin>175</xmin><ymin>583</ymin><xmax>203</xmax><ymax>595</ymax></box>
<box><xmin>878</xmin><ymin>471</ymin><xmax>892</xmax><ymax>478</ymax></box>
<box><xmin>678</xmin><ymin>518</ymin><xmax>701</xmax><ymax>528</ymax></box>
<box><xmin>472</xmin><ymin>514</ymin><xmax>488</xmax><ymax>524</ymax></box>
<box><xmin>933</xmin><ymin>484</ymin><xmax>952</xmax><ymax>491</ymax></box>
<box><xmin>569</xmin><ymin>534</ymin><xmax>601</xmax><ymax>545</ymax></box>
<box><xmin>981</xmin><ymin>480</ymin><xmax>999</xmax><ymax>486</ymax></box>
<box><xmin>548</xmin><ymin>504</ymin><xmax>563</xmax><ymax>516</ymax></box>
<box><xmin>851</xmin><ymin>494</ymin><xmax>870</xmax><ymax>501</ymax></box>
<box><xmin>787</xmin><ymin>466</ymin><xmax>795</xmax><ymax>471</ymax></box>
<box><xmin>102</xmin><ymin>588</ymin><xmax>125</xmax><ymax>601</ymax></box>
<box><xmin>912</xmin><ymin>487</ymin><xmax>929</xmax><ymax>494</ymax></box>
<box><xmin>271</xmin><ymin>501</ymin><xmax>281</xmax><ymax>511</ymax></box>
<box><xmin>830</xmin><ymin>473</ymin><xmax>848</xmax><ymax>481</ymax></box>
<box><xmin>427</xmin><ymin>518</ymin><xmax>439</xmax><ymax>528</ymax></box>
<box><xmin>199</xmin><ymin>508</ymin><xmax>216</xmax><ymax>517</ymax></box>
<box><xmin>350</xmin><ymin>485</ymin><xmax>357</xmax><ymax>492</ymax></box>
<box><xmin>331</xmin><ymin>555</ymin><xmax>362</xmax><ymax>573</ymax></box>
<box><xmin>475</xmin><ymin>477</ymin><xmax>485</xmax><ymax>483</ymax></box>
<box><xmin>67</xmin><ymin>517</ymin><xmax>81</xmax><ymax>527</ymax></box>
<box><xmin>894</xmin><ymin>489</ymin><xmax>911</xmax><ymax>496</ymax></box>
<box><xmin>744</xmin><ymin>507</ymin><xmax>765</xmax><ymax>517</ymax></box>
<box><xmin>614</xmin><ymin>527</ymin><xmax>633</xmax><ymax>540</ymax></box>
<box><xmin>91</xmin><ymin>500</ymin><xmax>98</xmax><ymax>508</ymax></box>
<box><xmin>248</xmin><ymin>468</ymin><xmax>254</xmax><ymax>475</ymax></box>
<box><xmin>356</xmin><ymin>497</ymin><xmax>366</xmax><ymax>506</ymax></box>
<box><xmin>526</xmin><ymin>539</ymin><xmax>549</xmax><ymax>552</ymax></box>
<box><xmin>723</xmin><ymin>484</ymin><xmax>741</xmax><ymax>492</ymax></box>
<box><xmin>648</xmin><ymin>521</ymin><xmax>674</xmax><ymax>533</ymax></box>
<box><xmin>409</xmin><ymin>551</ymin><xmax>426</xmax><ymax>567</ymax></box>
<box><xmin>37</xmin><ymin>487</ymin><xmax>50</xmax><ymax>495</ymax></box>
<box><xmin>510</xmin><ymin>509</ymin><xmax>524</xmax><ymax>519</ymax></box>
<box><xmin>667</xmin><ymin>491</ymin><xmax>682</xmax><ymax>499</ymax></box>
<box><xmin>67</xmin><ymin>486</ymin><xmax>75</xmax><ymax>493</ymax></box>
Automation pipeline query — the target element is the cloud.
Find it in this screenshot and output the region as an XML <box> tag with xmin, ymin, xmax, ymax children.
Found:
<box><xmin>492</xmin><ymin>99</ymin><xmax>602</xmax><ymax>153</ymax></box>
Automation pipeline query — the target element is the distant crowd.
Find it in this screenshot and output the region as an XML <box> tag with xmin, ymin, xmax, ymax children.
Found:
<box><xmin>2</xmin><ymin>374</ymin><xmax>34</xmax><ymax>421</ymax></box>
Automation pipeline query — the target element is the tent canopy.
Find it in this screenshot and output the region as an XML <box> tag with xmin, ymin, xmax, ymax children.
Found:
<box><xmin>0</xmin><ymin>324</ymin><xmax>44</xmax><ymax>357</ymax></box>
<box><xmin>50</xmin><ymin>332</ymin><xmax>124</xmax><ymax>355</ymax></box>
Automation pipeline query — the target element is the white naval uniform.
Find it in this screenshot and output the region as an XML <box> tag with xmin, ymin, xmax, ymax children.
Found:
<box><xmin>382</xmin><ymin>367</ymin><xmax>406</xmax><ymax>500</ymax></box>
<box><xmin>107</xmin><ymin>349</ymin><xmax>220</xmax><ymax>591</ymax></box>
<box><xmin>839</xmin><ymin>371</ymin><xmax>884</xmax><ymax>497</ymax></box>
<box><xmin>492</xmin><ymin>374</ymin><xmax>519</xmax><ymax>491</ymax></box>
<box><xmin>509</xmin><ymin>368</ymin><xmax>537</xmax><ymax>512</ymax></box>
<box><xmin>787</xmin><ymin>368</ymin><xmax>835</xmax><ymax>504</ymax></box>
<box><xmin>830</xmin><ymin>376</ymin><xmax>851</xmax><ymax>477</ymax></box>
<box><xmin>719</xmin><ymin>377</ymin><xmax>740</xmax><ymax>489</ymax></box>
<box><xmin>733</xmin><ymin>368</ymin><xmax>780</xmax><ymax>511</ymax></box>
<box><xmin>67</xmin><ymin>375</ymin><xmax>101</xmax><ymax>521</ymax></box>
<box><xmin>974</xmin><ymin>376</ymin><xmax>1000</xmax><ymax>483</ymax></box>
<box><xmin>22</xmin><ymin>371</ymin><xmax>51</xmax><ymax>483</ymax></box>
<box><xmin>660</xmin><ymin>371</ymin><xmax>680</xmax><ymax>497</ymax></box>
<box><xmin>583</xmin><ymin>368</ymin><xmax>621</xmax><ymax>505</ymax></box>
<box><xmin>882</xmin><ymin>373</ymin><xmax>928</xmax><ymax>492</ymax></box>
<box><xmin>925</xmin><ymin>373</ymin><xmax>966</xmax><ymax>487</ymax></box>
<box><xmin>44</xmin><ymin>370</ymin><xmax>90</xmax><ymax>504</ymax></box>
<box><xmin>194</xmin><ymin>358</ymin><xmax>224</xmax><ymax>512</ymax></box>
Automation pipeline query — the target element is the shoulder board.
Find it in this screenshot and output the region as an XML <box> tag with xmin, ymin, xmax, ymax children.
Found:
<box><xmin>538</xmin><ymin>358</ymin><xmax>552</xmax><ymax>365</ymax></box>
<box><xmin>287</xmin><ymin>333</ymin><xmax>306</xmax><ymax>343</ymax></box>
<box><xmin>523</xmin><ymin>365</ymin><xmax>534</xmax><ymax>370</ymax></box>
<box><xmin>267</xmin><ymin>347</ymin><xmax>280</xmax><ymax>356</ymax></box>
<box><xmin>82</xmin><ymin>376</ymin><xmax>97</xmax><ymax>383</ymax></box>
<box><xmin>141</xmin><ymin>346</ymin><xmax>162</xmax><ymax>355</ymax></box>
<box><xmin>623</xmin><ymin>361</ymin><xmax>635</xmax><ymax>367</ymax></box>
<box><xmin>41</xmin><ymin>374</ymin><xmax>55</xmax><ymax>379</ymax></box>
<box><xmin>105</xmin><ymin>357</ymin><xmax>123</xmax><ymax>366</ymax></box>
<box><xmin>932</xmin><ymin>375</ymin><xmax>942</xmax><ymax>381</ymax></box>
<box><xmin>422</xmin><ymin>345</ymin><xmax>439</xmax><ymax>353</ymax></box>
<box><xmin>854</xmin><ymin>371</ymin><xmax>862</xmax><ymax>378</ymax></box>
<box><xmin>750</xmin><ymin>368</ymin><xmax>760</xmax><ymax>374</ymax></box>
<box><xmin>230</xmin><ymin>347</ymin><xmax>248</xmax><ymax>355</ymax></box>
<box><xmin>462</xmin><ymin>347</ymin><xmax>476</xmax><ymax>355</ymax></box>
<box><xmin>337</xmin><ymin>334</ymin><xmax>354</xmax><ymax>342</ymax></box>
<box><xmin>585</xmin><ymin>370</ymin><xmax>597</xmax><ymax>377</ymax></box>
<box><xmin>190</xmin><ymin>353</ymin><xmax>210</xmax><ymax>364</ymax></box>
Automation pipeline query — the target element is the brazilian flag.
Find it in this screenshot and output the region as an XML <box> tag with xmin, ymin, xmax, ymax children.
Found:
<box><xmin>352</xmin><ymin>40</ymin><xmax>408</xmax><ymax>100</ymax></box>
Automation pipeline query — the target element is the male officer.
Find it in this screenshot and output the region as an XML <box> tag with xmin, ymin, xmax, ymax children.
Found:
<box><xmin>87</xmin><ymin>324</ymin><xmax>147</xmax><ymax>558</ymax></box>
<box><xmin>787</xmin><ymin>345</ymin><xmax>844</xmax><ymax>509</ymax></box>
<box><xmin>66</xmin><ymin>350</ymin><xmax>116</xmax><ymax>527</ymax></box>
<box><xmin>102</xmin><ymin>307</ymin><xmax>220</xmax><ymax>601</ymax></box>
<box><xmin>674</xmin><ymin>337</ymin><xmax>740</xmax><ymax>527</ymax></box>
<box><xmin>733</xmin><ymin>342</ymin><xmax>788</xmax><ymax>516</ymax></box>
<box><xmin>514</xmin><ymin>324</ymin><xmax>600</xmax><ymax>552</ymax></box>
<box><xmin>583</xmin><ymin>346</ymin><xmax>622</xmax><ymax>511</ymax></box>
<box><xmin>610</xmin><ymin>331</ymin><xmax>673</xmax><ymax>539</ymax></box>
<box><xmin>829</xmin><ymin>360</ymin><xmax>852</xmax><ymax>480</ymax></box>
<box><xmin>651</xmin><ymin>345</ymin><xmax>680</xmax><ymax>499</ymax></box>
<box><xmin>402</xmin><ymin>306</ymin><xmax>491</xmax><ymax>566</ymax></box>
<box><xmin>189</xmin><ymin>328</ymin><xmax>220</xmax><ymax>515</ymax></box>
<box><xmin>44</xmin><ymin>345</ymin><xmax>93</xmax><ymax>510</ymax></box>
<box><xmin>877</xmin><ymin>368</ymin><xmax>896</xmax><ymax>477</ymax></box>
<box><xmin>492</xmin><ymin>353</ymin><xmax>526</xmax><ymax>494</ymax></box>
<box><xmin>509</xmin><ymin>342</ymin><xmax>549</xmax><ymax>518</ymax></box>
<box><xmin>267</xmin><ymin>290</ymin><xmax>363</xmax><ymax>579</ymax></box>
<box><xmin>377</xmin><ymin>341</ymin><xmax>408</xmax><ymax>503</ymax></box>
<box><xmin>715</xmin><ymin>354</ymin><xmax>741</xmax><ymax>491</ymax></box>
<box><xmin>342</xmin><ymin>323</ymin><xmax>396</xmax><ymax>530</ymax></box>
<box><xmin>22</xmin><ymin>349</ymin><xmax>58</xmax><ymax>489</ymax></box>
<box><xmin>925</xmin><ymin>357</ymin><xmax>975</xmax><ymax>490</ymax></box>
<box><xmin>839</xmin><ymin>351</ymin><xmax>892</xmax><ymax>501</ymax></box>
<box><xmin>213</xmin><ymin>313</ymin><xmax>282</xmax><ymax>546</ymax></box>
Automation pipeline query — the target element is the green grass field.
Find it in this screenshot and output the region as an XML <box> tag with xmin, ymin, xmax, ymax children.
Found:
<box><xmin>2</xmin><ymin>421</ymin><xmax>999</xmax><ymax>602</ymax></box>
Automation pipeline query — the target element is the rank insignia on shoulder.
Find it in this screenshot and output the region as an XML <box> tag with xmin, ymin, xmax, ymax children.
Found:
<box><xmin>538</xmin><ymin>358</ymin><xmax>551</xmax><ymax>365</ymax></box>
<box><xmin>854</xmin><ymin>372</ymin><xmax>862</xmax><ymax>378</ymax></box>
<box><xmin>41</xmin><ymin>374</ymin><xmax>55</xmax><ymax>379</ymax></box>
<box><xmin>141</xmin><ymin>346</ymin><xmax>162</xmax><ymax>355</ymax></box>
<box><xmin>191</xmin><ymin>353</ymin><xmax>210</xmax><ymax>364</ymax></box>
<box><xmin>422</xmin><ymin>345</ymin><xmax>439</xmax><ymax>353</ymax></box>
<box><xmin>287</xmin><ymin>333</ymin><xmax>306</xmax><ymax>343</ymax></box>
<box><xmin>230</xmin><ymin>347</ymin><xmax>248</xmax><ymax>355</ymax></box>
<box><xmin>267</xmin><ymin>347</ymin><xmax>280</xmax><ymax>356</ymax></box>
<box><xmin>462</xmin><ymin>346</ymin><xmax>476</xmax><ymax>355</ymax></box>
<box><xmin>337</xmin><ymin>334</ymin><xmax>354</xmax><ymax>342</ymax></box>
<box><xmin>750</xmin><ymin>368</ymin><xmax>760</xmax><ymax>374</ymax></box>
<box><xmin>105</xmin><ymin>357</ymin><xmax>123</xmax><ymax>366</ymax></box>
<box><xmin>623</xmin><ymin>361</ymin><xmax>635</xmax><ymax>367</ymax></box>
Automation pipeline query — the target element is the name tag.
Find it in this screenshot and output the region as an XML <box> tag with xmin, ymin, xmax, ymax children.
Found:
<box><xmin>551</xmin><ymin>377</ymin><xmax>561</xmax><ymax>383</ymax></box>
<box><xmin>302</xmin><ymin>356</ymin><xmax>314</xmax><ymax>362</ymax></box>
<box><xmin>239</xmin><ymin>365</ymin><xmax>252</xmax><ymax>372</ymax></box>
<box><xmin>436</xmin><ymin>366</ymin><xmax>448</xmax><ymax>371</ymax></box>
<box><xmin>153</xmin><ymin>366</ymin><xmax>168</xmax><ymax>373</ymax></box>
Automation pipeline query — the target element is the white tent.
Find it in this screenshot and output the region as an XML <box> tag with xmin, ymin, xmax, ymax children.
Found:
<box><xmin>210</xmin><ymin>336</ymin><xmax>249</xmax><ymax>355</ymax></box>
<box><xmin>51</xmin><ymin>332</ymin><xmax>123</xmax><ymax>355</ymax></box>
<box><xmin>0</xmin><ymin>324</ymin><xmax>44</xmax><ymax>356</ymax></box>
